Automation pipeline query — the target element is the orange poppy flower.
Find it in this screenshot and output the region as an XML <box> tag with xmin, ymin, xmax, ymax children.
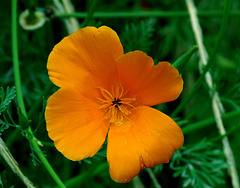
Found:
<box><xmin>45</xmin><ymin>26</ymin><xmax>184</xmax><ymax>183</ymax></box>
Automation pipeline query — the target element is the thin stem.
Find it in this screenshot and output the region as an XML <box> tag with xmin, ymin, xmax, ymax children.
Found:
<box><xmin>81</xmin><ymin>0</ymin><xmax>99</xmax><ymax>28</ymax></box>
<box><xmin>0</xmin><ymin>138</ymin><xmax>35</xmax><ymax>188</ymax></box>
<box><xmin>171</xmin><ymin>0</ymin><xmax>232</xmax><ymax>117</ymax></box>
<box><xmin>56</xmin><ymin>10</ymin><xmax>240</xmax><ymax>18</ymax></box>
<box><xmin>12</xmin><ymin>0</ymin><xmax>27</xmax><ymax>117</ymax></box>
<box><xmin>11</xmin><ymin>0</ymin><xmax>66</xmax><ymax>187</ymax></box>
<box><xmin>210</xmin><ymin>122</ymin><xmax>240</xmax><ymax>142</ymax></box>
<box><xmin>132</xmin><ymin>176</ymin><xmax>145</xmax><ymax>188</ymax></box>
<box><xmin>28</xmin><ymin>131</ymin><xmax>66</xmax><ymax>187</ymax></box>
<box><xmin>146</xmin><ymin>169</ymin><xmax>162</xmax><ymax>188</ymax></box>
<box><xmin>182</xmin><ymin>109</ymin><xmax>240</xmax><ymax>134</ymax></box>
<box><xmin>40</xmin><ymin>140</ymin><xmax>55</xmax><ymax>147</ymax></box>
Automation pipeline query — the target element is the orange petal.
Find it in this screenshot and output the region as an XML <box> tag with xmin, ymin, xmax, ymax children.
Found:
<box><xmin>47</xmin><ymin>26</ymin><xmax>123</xmax><ymax>100</ymax></box>
<box><xmin>45</xmin><ymin>88</ymin><xmax>109</xmax><ymax>161</ymax></box>
<box><xmin>107</xmin><ymin>106</ymin><xmax>183</xmax><ymax>183</ymax></box>
<box><xmin>116</xmin><ymin>51</ymin><xmax>183</xmax><ymax>106</ymax></box>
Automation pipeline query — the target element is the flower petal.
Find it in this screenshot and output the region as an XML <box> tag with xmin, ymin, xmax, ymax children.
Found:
<box><xmin>47</xmin><ymin>26</ymin><xmax>123</xmax><ymax>100</ymax></box>
<box><xmin>107</xmin><ymin>106</ymin><xmax>183</xmax><ymax>183</ymax></box>
<box><xmin>45</xmin><ymin>88</ymin><xmax>109</xmax><ymax>161</ymax></box>
<box><xmin>116</xmin><ymin>51</ymin><xmax>183</xmax><ymax>106</ymax></box>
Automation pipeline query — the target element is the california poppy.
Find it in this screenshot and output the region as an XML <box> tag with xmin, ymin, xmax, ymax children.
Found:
<box><xmin>45</xmin><ymin>26</ymin><xmax>184</xmax><ymax>183</ymax></box>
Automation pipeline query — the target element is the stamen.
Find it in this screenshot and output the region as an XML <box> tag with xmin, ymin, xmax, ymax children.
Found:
<box><xmin>98</xmin><ymin>87</ymin><xmax>114</xmax><ymax>100</ymax></box>
<box><xmin>97</xmin><ymin>86</ymin><xmax>135</xmax><ymax>124</ymax></box>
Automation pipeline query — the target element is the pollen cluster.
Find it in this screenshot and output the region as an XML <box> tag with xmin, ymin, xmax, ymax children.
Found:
<box><xmin>98</xmin><ymin>86</ymin><xmax>136</xmax><ymax>124</ymax></box>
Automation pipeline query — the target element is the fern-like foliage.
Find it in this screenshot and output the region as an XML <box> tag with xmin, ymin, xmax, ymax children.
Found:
<box><xmin>170</xmin><ymin>139</ymin><xmax>228</xmax><ymax>188</ymax></box>
<box><xmin>0</xmin><ymin>87</ymin><xmax>16</xmax><ymax>115</ymax></box>
<box><xmin>120</xmin><ymin>19</ymin><xmax>156</xmax><ymax>53</ymax></box>
<box><xmin>0</xmin><ymin>86</ymin><xmax>16</xmax><ymax>135</ymax></box>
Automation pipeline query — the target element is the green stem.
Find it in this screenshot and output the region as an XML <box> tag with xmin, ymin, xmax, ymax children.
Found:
<box><xmin>171</xmin><ymin>0</ymin><xmax>232</xmax><ymax>117</ymax></box>
<box><xmin>12</xmin><ymin>0</ymin><xmax>27</xmax><ymax>117</ymax></box>
<box><xmin>146</xmin><ymin>169</ymin><xmax>162</xmax><ymax>188</ymax></box>
<box><xmin>11</xmin><ymin>0</ymin><xmax>66</xmax><ymax>187</ymax></box>
<box><xmin>210</xmin><ymin>122</ymin><xmax>240</xmax><ymax>142</ymax></box>
<box><xmin>182</xmin><ymin>109</ymin><xmax>240</xmax><ymax>134</ymax></box>
<box><xmin>56</xmin><ymin>10</ymin><xmax>240</xmax><ymax>18</ymax></box>
<box><xmin>28</xmin><ymin>129</ymin><xmax>66</xmax><ymax>187</ymax></box>
<box><xmin>81</xmin><ymin>0</ymin><xmax>99</xmax><ymax>28</ymax></box>
<box><xmin>40</xmin><ymin>140</ymin><xmax>55</xmax><ymax>147</ymax></box>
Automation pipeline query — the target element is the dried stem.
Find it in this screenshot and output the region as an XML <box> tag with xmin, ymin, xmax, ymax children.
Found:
<box><xmin>185</xmin><ymin>0</ymin><xmax>239</xmax><ymax>187</ymax></box>
<box><xmin>62</xmin><ymin>0</ymin><xmax>80</xmax><ymax>31</ymax></box>
<box><xmin>0</xmin><ymin>138</ymin><xmax>35</xmax><ymax>188</ymax></box>
<box><xmin>53</xmin><ymin>0</ymin><xmax>80</xmax><ymax>34</ymax></box>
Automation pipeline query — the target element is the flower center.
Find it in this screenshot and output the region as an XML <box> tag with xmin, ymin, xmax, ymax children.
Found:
<box><xmin>97</xmin><ymin>86</ymin><xmax>136</xmax><ymax>124</ymax></box>
<box><xmin>112</xmin><ymin>98</ymin><xmax>122</xmax><ymax>106</ymax></box>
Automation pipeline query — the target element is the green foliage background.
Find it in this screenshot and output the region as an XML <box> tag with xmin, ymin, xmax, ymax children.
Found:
<box><xmin>0</xmin><ymin>0</ymin><xmax>240</xmax><ymax>187</ymax></box>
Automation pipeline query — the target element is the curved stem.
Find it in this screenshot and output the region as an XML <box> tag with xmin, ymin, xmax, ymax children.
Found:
<box><xmin>11</xmin><ymin>0</ymin><xmax>66</xmax><ymax>187</ymax></box>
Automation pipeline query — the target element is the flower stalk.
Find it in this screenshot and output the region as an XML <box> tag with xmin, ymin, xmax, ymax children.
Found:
<box><xmin>11</xmin><ymin>0</ymin><xmax>66</xmax><ymax>187</ymax></box>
